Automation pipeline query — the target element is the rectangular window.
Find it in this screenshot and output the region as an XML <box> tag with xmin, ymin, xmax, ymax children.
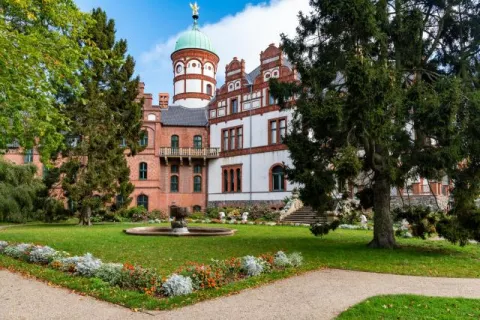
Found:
<box><xmin>231</xmin><ymin>99</ymin><xmax>238</xmax><ymax>114</ymax></box>
<box><xmin>223</xmin><ymin>130</ymin><xmax>229</xmax><ymax>151</ymax></box>
<box><xmin>194</xmin><ymin>165</ymin><xmax>202</xmax><ymax>174</ymax></box>
<box><xmin>230</xmin><ymin>128</ymin><xmax>236</xmax><ymax>150</ymax></box>
<box><xmin>279</xmin><ymin>119</ymin><xmax>286</xmax><ymax>142</ymax></box>
<box><xmin>222</xmin><ymin>126</ymin><xmax>243</xmax><ymax>152</ymax></box>
<box><xmin>237</xmin><ymin>128</ymin><xmax>243</xmax><ymax>149</ymax></box>
<box><xmin>270</xmin><ymin>121</ymin><xmax>277</xmax><ymax>144</ymax></box>
<box><xmin>24</xmin><ymin>149</ymin><xmax>33</xmax><ymax>163</ymax></box>
<box><xmin>269</xmin><ymin>117</ymin><xmax>287</xmax><ymax>145</ymax></box>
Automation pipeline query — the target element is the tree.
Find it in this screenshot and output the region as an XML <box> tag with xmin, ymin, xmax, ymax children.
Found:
<box><xmin>59</xmin><ymin>8</ymin><xmax>143</xmax><ymax>226</ymax></box>
<box><xmin>0</xmin><ymin>158</ymin><xmax>45</xmax><ymax>223</ymax></box>
<box><xmin>0</xmin><ymin>0</ymin><xmax>93</xmax><ymax>159</ymax></box>
<box><xmin>270</xmin><ymin>0</ymin><xmax>479</xmax><ymax>248</ymax></box>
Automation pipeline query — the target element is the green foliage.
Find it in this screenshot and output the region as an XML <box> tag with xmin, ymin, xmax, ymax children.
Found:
<box><xmin>437</xmin><ymin>209</ymin><xmax>480</xmax><ymax>246</ymax></box>
<box><xmin>392</xmin><ymin>206</ymin><xmax>442</xmax><ymax>239</ymax></box>
<box><xmin>0</xmin><ymin>0</ymin><xmax>95</xmax><ymax>159</ymax></box>
<box><xmin>270</xmin><ymin>0</ymin><xmax>480</xmax><ymax>247</ymax></box>
<box><xmin>0</xmin><ymin>160</ymin><xmax>45</xmax><ymax>222</ymax></box>
<box><xmin>249</xmin><ymin>206</ymin><xmax>280</xmax><ymax>221</ymax></box>
<box><xmin>205</xmin><ymin>207</ymin><xmax>220</xmax><ymax>219</ymax></box>
<box><xmin>57</xmin><ymin>8</ymin><xmax>144</xmax><ymax>225</ymax></box>
<box><xmin>310</xmin><ymin>220</ymin><xmax>340</xmax><ymax>237</ymax></box>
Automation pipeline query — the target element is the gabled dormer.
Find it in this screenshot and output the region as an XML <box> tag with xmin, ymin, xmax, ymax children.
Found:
<box><xmin>225</xmin><ymin>57</ymin><xmax>246</xmax><ymax>92</ymax></box>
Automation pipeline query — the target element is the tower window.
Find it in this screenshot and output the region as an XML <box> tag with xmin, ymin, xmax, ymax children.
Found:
<box><xmin>139</xmin><ymin>162</ymin><xmax>147</xmax><ymax>180</ymax></box>
<box><xmin>171</xmin><ymin>175</ymin><xmax>179</xmax><ymax>192</ymax></box>
<box><xmin>139</xmin><ymin>130</ymin><xmax>148</xmax><ymax>147</ymax></box>
<box><xmin>193</xmin><ymin>176</ymin><xmax>202</xmax><ymax>192</ymax></box>
<box><xmin>193</xmin><ymin>135</ymin><xmax>202</xmax><ymax>149</ymax></box>
<box><xmin>176</xmin><ymin>65</ymin><xmax>183</xmax><ymax>73</ymax></box>
<box><xmin>206</xmin><ymin>84</ymin><xmax>213</xmax><ymax>95</ymax></box>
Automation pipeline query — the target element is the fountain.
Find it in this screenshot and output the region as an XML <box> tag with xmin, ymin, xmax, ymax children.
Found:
<box><xmin>124</xmin><ymin>206</ymin><xmax>236</xmax><ymax>237</ymax></box>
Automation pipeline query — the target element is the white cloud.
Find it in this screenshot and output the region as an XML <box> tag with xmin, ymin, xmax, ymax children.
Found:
<box><xmin>138</xmin><ymin>0</ymin><xmax>310</xmax><ymax>103</ymax></box>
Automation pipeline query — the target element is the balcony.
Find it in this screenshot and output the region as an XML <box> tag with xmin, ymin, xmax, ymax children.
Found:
<box><xmin>159</xmin><ymin>147</ymin><xmax>220</xmax><ymax>165</ymax></box>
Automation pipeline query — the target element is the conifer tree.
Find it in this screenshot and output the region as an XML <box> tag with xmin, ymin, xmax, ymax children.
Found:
<box><xmin>60</xmin><ymin>8</ymin><xmax>144</xmax><ymax>226</ymax></box>
<box><xmin>271</xmin><ymin>0</ymin><xmax>479</xmax><ymax>248</ymax></box>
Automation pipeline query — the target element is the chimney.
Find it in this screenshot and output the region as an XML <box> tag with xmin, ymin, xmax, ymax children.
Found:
<box><xmin>159</xmin><ymin>93</ymin><xmax>169</xmax><ymax>109</ymax></box>
<box><xmin>138</xmin><ymin>82</ymin><xmax>145</xmax><ymax>95</ymax></box>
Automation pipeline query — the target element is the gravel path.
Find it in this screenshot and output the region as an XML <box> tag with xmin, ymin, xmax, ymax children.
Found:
<box><xmin>1</xmin><ymin>269</ymin><xmax>480</xmax><ymax>320</ymax></box>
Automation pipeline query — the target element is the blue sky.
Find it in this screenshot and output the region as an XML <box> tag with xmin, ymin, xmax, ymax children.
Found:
<box><xmin>75</xmin><ymin>0</ymin><xmax>310</xmax><ymax>103</ymax></box>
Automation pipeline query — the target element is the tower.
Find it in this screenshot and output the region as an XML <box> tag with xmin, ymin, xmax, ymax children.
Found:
<box><xmin>171</xmin><ymin>3</ymin><xmax>219</xmax><ymax>108</ymax></box>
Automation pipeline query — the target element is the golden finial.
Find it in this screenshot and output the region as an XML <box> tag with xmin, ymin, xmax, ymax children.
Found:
<box><xmin>190</xmin><ymin>2</ymin><xmax>200</xmax><ymax>16</ymax></box>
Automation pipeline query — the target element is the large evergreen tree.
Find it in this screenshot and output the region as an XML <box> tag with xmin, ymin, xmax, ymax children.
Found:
<box><xmin>271</xmin><ymin>0</ymin><xmax>480</xmax><ymax>248</ymax></box>
<box><xmin>60</xmin><ymin>8</ymin><xmax>144</xmax><ymax>226</ymax></box>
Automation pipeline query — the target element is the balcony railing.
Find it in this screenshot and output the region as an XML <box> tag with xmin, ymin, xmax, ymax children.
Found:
<box><xmin>159</xmin><ymin>147</ymin><xmax>220</xmax><ymax>160</ymax></box>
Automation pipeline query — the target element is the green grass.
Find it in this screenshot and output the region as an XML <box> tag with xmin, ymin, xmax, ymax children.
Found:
<box><xmin>1</xmin><ymin>223</ymin><xmax>480</xmax><ymax>309</ymax></box>
<box><xmin>337</xmin><ymin>295</ymin><xmax>480</xmax><ymax>319</ymax></box>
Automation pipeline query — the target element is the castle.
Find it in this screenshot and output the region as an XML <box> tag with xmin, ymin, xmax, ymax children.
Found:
<box><xmin>3</xmin><ymin>7</ymin><xmax>450</xmax><ymax>213</ymax></box>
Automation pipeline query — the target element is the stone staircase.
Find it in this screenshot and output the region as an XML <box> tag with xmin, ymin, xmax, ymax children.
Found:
<box><xmin>281</xmin><ymin>206</ymin><xmax>328</xmax><ymax>225</ymax></box>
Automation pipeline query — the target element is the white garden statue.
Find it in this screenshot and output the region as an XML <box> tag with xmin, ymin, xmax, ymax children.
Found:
<box><xmin>219</xmin><ymin>212</ymin><xmax>226</xmax><ymax>220</ymax></box>
<box><xmin>360</xmin><ymin>214</ymin><xmax>368</xmax><ymax>226</ymax></box>
<box><xmin>241</xmin><ymin>212</ymin><xmax>249</xmax><ymax>222</ymax></box>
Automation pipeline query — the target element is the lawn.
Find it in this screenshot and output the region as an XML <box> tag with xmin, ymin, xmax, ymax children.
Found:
<box><xmin>337</xmin><ymin>294</ymin><xmax>480</xmax><ymax>319</ymax></box>
<box><xmin>1</xmin><ymin>223</ymin><xmax>480</xmax><ymax>309</ymax></box>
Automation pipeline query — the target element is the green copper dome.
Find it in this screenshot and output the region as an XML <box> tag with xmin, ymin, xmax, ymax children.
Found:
<box><xmin>174</xmin><ymin>23</ymin><xmax>216</xmax><ymax>54</ymax></box>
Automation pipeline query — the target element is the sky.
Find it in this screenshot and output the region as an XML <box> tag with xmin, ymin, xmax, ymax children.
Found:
<box><xmin>75</xmin><ymin>0</ymin><xmax>311</xmax><ymax>104</ymax></box>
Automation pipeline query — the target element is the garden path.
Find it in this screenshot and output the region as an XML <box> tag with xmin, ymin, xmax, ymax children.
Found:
<box><xmin>1</xmin><ymin>268</ymin><xmax>480</xmax><ymax>320</ymax></box>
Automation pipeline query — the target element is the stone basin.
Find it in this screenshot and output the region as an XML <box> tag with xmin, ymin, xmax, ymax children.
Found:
<box><xmin>124</xmin><ymin>226</ymin><xmax>237</xmax><ymax>237</ymax></box>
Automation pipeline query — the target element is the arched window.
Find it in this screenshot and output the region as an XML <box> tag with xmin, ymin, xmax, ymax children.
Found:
<box><xmin>171</xmin><ymin>175</ymin><xmax>179</xmax><ymax>192</ymax></box>
<box><xmin>139</xmin><ymin>130</ymin><xmax>148</xmax><ymax>147</ymax></box>
<box><xmin>193</xmin><ymin>176</ymin><xmax>202</xmax><ymax>192</ymax></box>
<box><xmin>236</xmin><ymin>168</ymin><xmax>241</xmax><ymax>192</ymax></box>
<box><xmin>193</xmin><ymin>205</ymin><xmax>201</xmax><ymax>212</ymax></box>
<box><xmin>223</xmin><ymin>170</ymin><xmax>228</xmax><ymax>192</ymax></box>
<box><xmin>193</xmin><ymin>135</ymin><xmax>202</xmax><ymax>149</ymax></box>
<box><xmin>139</xmin><ymin>162</ymin><xmax>147</xmax><ymax>180</ymax></box>
<box><xmin>271</xmin><ymin>165</ymin><xmax>285</xmax><ymax>191</ymax></box>
<box><xmin>171</xmin><ymin>135</ymin><xmax>179</xmax><ymax>149</ymax></box>
<box><xmin>137</xmin><ymin>194</ymin><xmax>148</xmax><ymax>211</ymax></box>
<box><xmin>206</xmin><ymin>84</ymin><xmax>213</xmax><ymax>95</ymax></box>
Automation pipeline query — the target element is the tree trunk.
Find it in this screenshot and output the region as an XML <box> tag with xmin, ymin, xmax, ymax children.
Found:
<box><xmin>368</xmin><ymin>174</ymin><xmax>397</xmax><ymax>249</ymax></box>
<box><xmin>79</xmin><ymin>205</ymin><xmax>92</xmax><ymax>226</ymax></box>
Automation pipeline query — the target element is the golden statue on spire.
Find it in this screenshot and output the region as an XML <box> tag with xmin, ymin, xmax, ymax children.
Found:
<box><xmin>190</xmin><ymin>2</ymin><xmax>200</xmax><ymax>16</ymax></box>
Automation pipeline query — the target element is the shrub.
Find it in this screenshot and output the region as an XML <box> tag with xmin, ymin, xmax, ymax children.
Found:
<box><xmin>288</xmin><ymin>252</ymin><xmax>303</xmax><ymax>267</ymax></box>
<box><xmin>205</xmin><ymin>207</ymin><xmax>220</xmax><ymax>219</ymax></box>
<box><xmin>149</xmin><ymin>209</ymin><xmax>168</xmax><ymax>220</ymax></box>
<box><xmin>43</xmin><ymin>197</ymin><xmax>72</xmax><ymax>222</ymax></box>
<box><xmin>4</xmin><ymin>243</ymin><xmax>32</xmax><ymax>259</ymax></box>
<box><xmin>273</xmin><ymin>251</ymin><xmax>291</xmax><ymax>267</ymax></box>
<box><xmin>28</xmin><ymin>246</ymin><xmax>58</xmax><ymax>264</ymax></box>
<box><xmin>56</xmin><ymin>253</ymin><xmax>102</xmax><ymax>277</ymax></box>
<box><xmin>393</xmin><ymin>206</ymin><xmax>442</xmax><ymax>239</ymax></box>
<box><xmin>117</xmin><ymin>263</ymin><xmax>162</xmax><ymax>295</ymax></box>
<box><xmin>310</xmin><ymin>220</ymin><xmax>340</xmax><ymax>237</ymax></box>
<box><xmin>241</xmin><ymin>256</ymin><xmax>266</xmax><ymax>277</ymax></box>
<box><xmin>249</xmin><ymin>206</ymin><xmax>280</xmax><ymax>221</ymax></box>
<box><xmin>162</xmin><ymin>274</ymin><xmax>193</xmax><ymax>297</ymax></box>
<box><xmin>189</xmin><ymin>212</ymin><xmax>205</xmax><ymax>220</ymax></box>
<box><xmin>0</xmin><ymin>241</ymin><xmax>8</xmax><ymax>252</ymax></box>
<box><xmin>95</xmin><ymin>263</ymin><xmax>123</xmax><ymax>285</ymax></box>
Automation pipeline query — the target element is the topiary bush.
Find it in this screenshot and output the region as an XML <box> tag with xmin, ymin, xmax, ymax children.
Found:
<box><xmin>310</xmin><ymin>220</ymin><xmax>340</xmax><ymax>237</ymax></box>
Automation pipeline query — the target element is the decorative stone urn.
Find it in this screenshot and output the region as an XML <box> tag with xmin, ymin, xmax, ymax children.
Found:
<box><xmin>170</xmin><ymin>206</ymin><xmax>190</xmax><ymax>234</ymax></box>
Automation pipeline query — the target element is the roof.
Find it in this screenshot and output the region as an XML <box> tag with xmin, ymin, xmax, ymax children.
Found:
<box><xmin>245</xmin><ymin>58</ymin><xmax>295</xmax><ymax>84</ymax></box>
<box><xmin>174</xmin><ymin>23</ymin><xmax>216</xmax><ymax>55</ymax></box>
<box><xmin>246</xmin><ymin>66</ymin><xmax>261</xmax><ymax>84</ymax></box>
<box><xmin>161</xmin><ymin>106</ymin><xmax>208</xmax><ymax>127</ymax></box>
